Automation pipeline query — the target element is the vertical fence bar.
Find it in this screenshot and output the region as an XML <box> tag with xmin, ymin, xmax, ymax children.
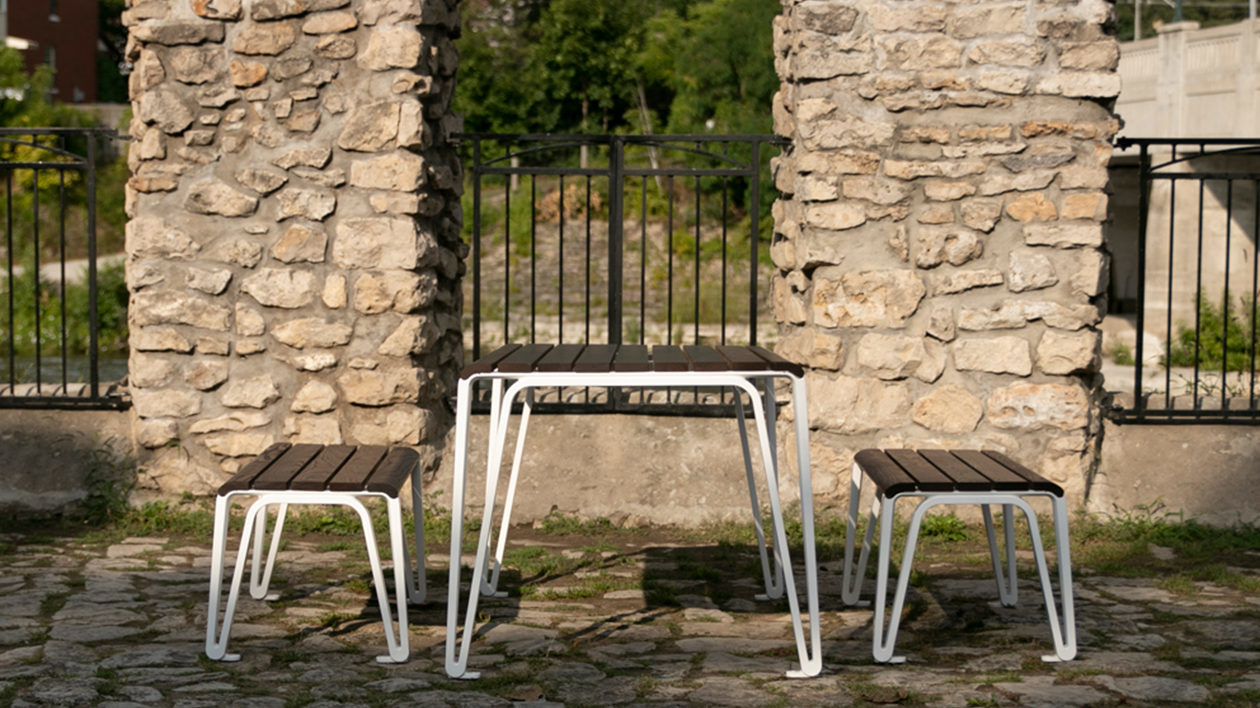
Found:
<box><xmin>749</xmin><ymin>140</ymin><xmax>761</xmax><ymax>347</ymax></box>
<box><xmin>667</xmin><ymin>174</ymin><xmax>674</xmax><ymax>346</ymax></box>
<box><xmin>86</xmin><ymin>133</ymin><xmax>100</xmax><ymax>398</ymax></box>
<box><xmin>471</xmin><ymin>138</ymin><xmax>482</xmax><ymax>360</ymax></box>
<box><xmin>530</xmin><ymin>174</ymin><xmax>537</xmax><ymax>343</ymax></box>
<box><xmin>558</xmin><ymin>174</ymin><xmax>565</xmax><ymax>345</ymax></box>
<box><xmin>640</xmin><ymin>174</ymin><xmax>647</xmax><ymax>345</ymax></box>
<box><xmin>584</xmin><ymin>173</ymin><xmax>592</xmax><ymax>345</ymax></box>
<box><xmin>693</xmin><ymin>171</ymin><xmax>700</xmax><ymax>345</ymax></box>
<box><xmin>503</xmin><ymin>150</ymin><xmax>511</xmax><ymax>349</ymax></box>
<box><xmin>1222</xmin><ymin>179</ymin><xmax>1233</xmax><ymax>411</ymax></box>
<box><xmin>1252</xmin><ymin>178</ymin><xmax>1259</xmax><ymax>408</ymax></box>
<box><xmin>32</xmin><ymin>169</ymin><xmax>41</xmax><ymax>392</ymax></box>
<box><xmin>1192</xmin><ymin>178</ymin><xmax>1205</xmax><ymax>412</ymax></box>
<box><xmin>720</xmin><ymin>174</ymin><xmax>728</xmax><ymax>347</ymax></box>
<box><xmin>1164</xmin><ymin>163</ymin><xmax>1177</xmax><ymax>409</ymax></box>
<box><xmin>58</xmin><ymin>169</ymin><xmax>67</xmax><ymax>392</ymax></box>
<box><xmin>5</xmin><ymin>171</ymin><xmax>13</xmax><ymax>391</ymax></box>
<box><xmin>608</xmin><ymin>136</ymin><xmax>624</xmax><ymax>345</ymax></box>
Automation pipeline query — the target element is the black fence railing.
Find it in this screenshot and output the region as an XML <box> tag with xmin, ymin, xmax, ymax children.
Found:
<box><xmin>1111</xmin><ymin>137</ymin><xmax>1260</xmax><ymax>424</ymax></box>
<box><xmin>456</xmin><ymin>133</ymin><xmax>786</xmax><ymax>415</ymax></box>
<box><xmin>0</xmin><ymin>128</ymin><xmax>127</xmax><ymax>409</ymax></box>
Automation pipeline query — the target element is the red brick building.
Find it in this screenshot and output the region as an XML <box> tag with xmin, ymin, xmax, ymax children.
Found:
<box><xmin>7</xmin><ymin>0</ymin><xmax>99</xmax><ymax>103</ymax></box>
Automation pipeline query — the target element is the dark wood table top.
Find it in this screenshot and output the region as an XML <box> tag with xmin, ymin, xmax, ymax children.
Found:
<box><xmin>218</xmin><ymin>443</ymin><xmax>419</xmax><ymax>497</ymax></box>
<box><xmin>854</xmin><ymin>449</ymin><xmax>1063</xmax><ymax>497</ymax></box>
<box><xmin>459</xmin><ymin>344</ymin><xmax>805</xmax><ymax>379</ymax></box>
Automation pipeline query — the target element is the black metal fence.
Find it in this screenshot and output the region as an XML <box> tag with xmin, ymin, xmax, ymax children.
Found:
<box><xmin>0</xmin><ymin>127</ymin><xmax>127</xmax><ymax>409</ymax></box>
<box><xmin>1111</xmin><ymin>137</ymin><xmax>1260</xmax><ymax>423</ymax></box>
<box><xmin>457</xmin><ymin>133</ymin><xmax>786</xmax><ymax>414</ymax></box>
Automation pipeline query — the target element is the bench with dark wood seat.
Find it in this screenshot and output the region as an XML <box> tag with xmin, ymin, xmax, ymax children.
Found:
<box><xmin>446</xmin><ymin>343</ymin><xmax>821</xmax><ymax>680</ymax></box>
<box><xmin>205</xmin><ymin>443</ymin><xmax>425</xmax><ymax>664</ymax></box>
<box><xmin>843</xmin><ymin>448</ymin><xmax>1076</xmax><ymax>664</ymax></box>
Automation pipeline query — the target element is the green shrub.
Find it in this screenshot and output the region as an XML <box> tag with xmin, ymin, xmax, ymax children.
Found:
<box><xmin>0</xmin><ymin>257</ymin><xmax>128</xmax><ymax>361</ymax></box>
<box><xmin>1165</xmin><ymin>293</ymin><xmax>1260</xmax><ymax>371</ymax></box>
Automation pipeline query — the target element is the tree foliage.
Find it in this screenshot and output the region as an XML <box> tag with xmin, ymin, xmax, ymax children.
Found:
<box><xmin>455</xmin><ymin>0</ymin><xmax>779</xmax><ymax>136</ymax></box>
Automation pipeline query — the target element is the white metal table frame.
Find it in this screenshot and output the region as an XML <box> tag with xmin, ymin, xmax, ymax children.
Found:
<box><xmin>205</xmin><ymin>475</ymin><xmax>426</xmax><ymax>664</ymax></box>
<box><xmin>445</xmin><ymin>368</ymin><xmax>823</xmax><ymax>679</ymax></box>
<box><xmin>841</xmin><ymin>461</ymin><xmax>1077</xmax><ymax>664</ymax></box>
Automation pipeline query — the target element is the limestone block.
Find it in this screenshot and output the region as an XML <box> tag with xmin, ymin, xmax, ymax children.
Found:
<box><xmin>884</xmin><ymin>159</ymin><xmax>987</xmax><ymax>180</ymax></box>
<box><xmin>927</xmin><ymin>303</ymin><xmax>955</xmax><ymax>342</ymax></box>
<box><xmin>337</xmin><ymin>367</ymin><xmax>420</xmax><ymax>406</ymax></box>
<box><xmin>796</xmin><ymin>230</ymin><xmax>847</xmax><ymax>269</ymax></box>
<box><xmin>1058</xmin><ymin>166</ymin><xmax>1109</xmax><ymax>189</ymax></box>
<box><xmin>133</xmin><ymin>389</ymin><xmax>202</xmax><ymax>418</ymax></box>
<box><xmin>133</xmin><ymin>290</ymin><xmax>232</xmax><ymax>330</ymax></box>
<box><xmin>287</xmin><ymin>110</ymin><xmax>321</xmax><ymax>133</ymax></box>
<box><xmin>233</xmin><ymin>22</ymin><xmax>297</xmax><ymax>56</ymax></box>
<box><xmin>948</xmin><ymin>4</ymin><xmax>1025</xmax><ymax>39</ymax></box>
<box><xmin>229</xmin><ymin>59</ymin><xmax>268</xmax><ymax>88</ymax></box>
<box><xmin>888</xmin><ymin>224</ymin><xmax>909</xmax><ymax>262</ymax></box>
<box><xmin>791</xmin><ymin>47</ymin><xmax>873</xmax><ymax>80</ymax></box>
<box><xmin>1008</xmin><ymin>248</ymin><xmax>1058</xmax><ymax>292</ymax></box>
<box><xmin>960</xmin><ymin>199</ymin><xmax>1002</xmax><ymax>232</ymax></box>
<box><xmin>914</xmin><ymin>226</ymin><xmax>984</xmax><ymax>268</ymax></box>
<box><xmin>378</xmin><ymin>316</ymin><xmax>438</xmax><ymax>357</ymax></box>
<box><xmin>138</xmin><ymin>88</ymin><xmax>195</xmax><ymax>134</ymax></box>
<box><xmin>197</xmin><ymin>337</ymin><xmax>231</xmax><ymax>355</ymax></box>
<box><xmin>234</xmin><ymin>168</ymin><xmax>287</xmax><ymax>196</ymax></box>
<box><xmin>933</xmin><ymin>269</ymin><xmax>1003</xmax><ymax>295</ymax></box>
<box><xmin>292</xmin><ymin>380</ymin><xmax>338</xmax><ymax>413</ymax></box>
<box><xmin>186</xmin><ymin>360</ymin><xmax>229</xmax><ymax>390</ymax></box>
<box><xmin>773</xmin><ymin>275</ymin><xmax>809</xmax><ymax>325</ymax></box>
<box><xmin>237</xmin><ymin>340</ymin><xmax>266</xmax><ymax>355</ymax></box>
<box><xmin>775</xmin><ymin>328</ymin><xmax>846</xmax><ymax>371</ymax></box>
<box><xmin>924</xmin><ymin>181</ymin><xmax>976</xmax><ymax>201</ymax></box>
<box><xmin>275</xmin><ymin>187</ymin><xmax>336</xmax><ymax>221</ymax></box>
<box><xmin>131</xmin><ymin>21</ymin><xmax>226</xmax><ymax>46</ymax></box>
<box><xmin>240</xmin><ymin>268</ymin><xmax>317</xmax><ymax>309</ymax></box>
<box><xmin>186</xmin><ymin>267</ymin><xmax>232</xmax><ymax>295</ymax></box>
<box><xmin>369</xmin><ymin>192</ymin><xmax>421</xmax><ymax>214</ymax></box>
<box><xmin>204</xmin><ymin>237</ymin><xmax>264</xmax><ymax>268</ymax></box>
<box><xmin>798</xmin><ymin>113</ymin><xmax>897</xmax><ymax>151</ymax></box>
<box><xmin>169</xmin><ymin>47</ymin><xmax>222</xmax><ymax>84</ymax></box>
<box><xmin>804</xmin><ymin>202</ymin><xmax>866</xmax><ymax>231</ymax></box>
<box><xmin>1036</xmin><ymin>72</ymin><xmax>1121</xmax><ymax>98</ymax></box>
<box><xmin>193</xmin><ymin>0</ymin><xmax>242</xmax><ymax>20</ymax></box>
<box><xmin>273</xmin><ymin>146</ymin><xmax>332</xmax><ymax>170</ymax></box>
<box><xmin>274</xmin><ymin>56</ymin><xmax>314</xmax><ymax>80</ymax></box>
<box><xmin>795</xmin><ymin>175</ymin><xmax>838</xmax><ymax>201</ymax></box>
<box><xmin>126</xmin><ymin>218</ymin><xmax>200</xmax><ymax>259</ymax></box>
<box><xmin>880</xmin><ymin>35</ymin><xmax>963</xmax><ymax>70</ymax></box>
<box><xmin>271</xmin><ymin>224</ymin><xmax>327</xmax><ymax>264</ymax></box>
<box><xmin>973</xmin><ymin>68</ymin><xmax>1031</xmax><ymax>95</ymax></box>
<box><xmin>136</xmin><ymin>418</ymin><xmax>179</xmax><ymax>448</ymax></box>
<box><xmin>869</xmin><ymin>3</ymin><xmax>945</xmax><ymax>32</ymax></box>
<box><xmin>855</xmin><ymin>333</ymin><xmax>941</xmax><ymax>381</ymax></box>
<box><xmin>129</xmin><ymin>50</ymin><xmax>165</xmax><ymax>99</ymax></box>
<box><xmin>317</xmin><ymin>35</ymin><xmax>357</xmax><ymax>59</ymax></box>
<box><xmin>322</xmin><ymin>273</ymin><xmax>347</xmax><ymax>308</ymax></box>
<box><xmin>842</xmin><ymin>177</ymin><xmax>913</xmax><ymax>205</ymax></box>
<box><xmin>912</xmin><ymin>384</ymin><xmax>983</xmax><ymax>433</ymax></box>
<box><xmin>1071</xmin><ymin>249</ymin><xmax>1107</xmax><ymax>296</ymax></box>
<box><xmin>791</xmin><ymin>3</ymin><xmax>858</xmax><ymax>34</ymax></box>
<box><xmin>234</xmin><ymin>304</ymin><xmax>265</xmax><ymax>337</ymax></box>
<box><xmin>359</xmin><ymin>25</ymin><xmax>423</xmax><ymax>70</ymax></box>
<box><xmin>1024</xmin><ymin>223</ymin><xmax>1102</xmax><ymax>248</ymax></box>
<box><xmin>293</xmin><ymin>352</ymin><xmax>338</xmax><ymax>371</ymax></box>
<box><xmin>807</xmin><ymin>374</ymin><xmax>912</xmax><ymax>434</ymax></box>
<box><xmin>198</xmin><ymin>87</ymin><xmax>241</xmax><ymax>109</ymax></box>
<box><xmin>303</xmin><ymin>11</ymin><xmax>357</xmax><ymax>34</ymax></box>
<box><xmin>1061</xmin><ymin>192</ymin><xmax>1106</xmax><ymax>221</ymax></box>
<box><xmin>221</xmin><ymin>376</ymin><xmax>281</xmax><ymax>408</ymax></box>
<box><xmin>185</xmin><ymin>180</ymin><xmax>258</xmax><ymax>217</ymax></box>
<box><xmin>129</xmin><ymin>354</ymin><xmax>177</xmax><ymax>387</ymax></box>
<box><xmin>133</xmin><ymin>327</ymin><xmax>194</xmax><ymax>353</ymax></box>
<box><xmin>203</xmin><ymin>432</ymin><xmax>273</xmax><ymax>457</ymax></box>
<box><xmin>284</xmin><ymin>414</ymin><xmax>344</xmax><ymax>444</ymax></box>
<box><xmin>1000</xmin><ymin>149</ymin><xmax>1076</xmax><ymax>174</ymax></box>
<box><xmin>1037</xmin><ymin>329</ymin><xmax>1099</xmax><ymax>374</ymax></box>
<box><xmin>353</xmin><ymin>270</ymin><xmax>432</xmax><ymax>314</ymax></box>
<box><xmin>987</xmin><ymin>382</ymin><xmax>1089</xmax><ymax>430</ymax></box>
<box><xmin>271</xmin><ymin>317</ymin><xmax>354</xmax><ymax>349</ymax></box>
<box><xmin>1005</xmin><ymin>193</ymin><xmax>1057</xmax><ymax>222</ymax></box>
<box><xmin>123</xmin><ymin>0</ymin><xmax>171</xmax><ymax>23</ymax></box>
<box><xmin>812</xmin><ymin>268</ymin><xmax>925</xmax><ymax>329</ymax></box>
<box><xmin>977</xmin><ymin>169</ymin><xmax>1056</xmax><ymax>196</ymax></box>
<box><xmin>917</xmin><ymin>204</ymin><xmax>954</xmax><ymax>224</ymax></box>
<box><xmin>189</xmin><ymin>411</ymin><xmax>272</xmax><ymax>434</ymax></box>
<box><xmin>332</xmin><ymin>217</ymin><xmax>427</xmax><ymax>269</ymax></box>
<box><xmin>954</xmin><ymin>337</ymin><xmax>1033</xmax><ymax>376</ymax></box>
<box><xmin>337</xmin><ymin>101</ymin><xmax>401</xmax><ymax>152</ymax></box>
<box><xmin>958</xmin><ymin>301</ymin><xmax>1099</xmax><ymax>331</ymax></box>
<box><xmin>967</xmin><ymin>38</ymin><xmax>1046</xmax><ymax>67</ymax></box>
<box><xmin>349</xmin><ymin>151</ymin><xmax>426</xmax><ymax>191</ymax></box>
<box><xmin>291</xmin><ymin>166</ymin><xmax>347</xmax><ymax>188</ymax></box>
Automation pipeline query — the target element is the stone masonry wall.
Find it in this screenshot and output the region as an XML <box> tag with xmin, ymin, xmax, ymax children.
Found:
<box><xmin>771</xmin><ymin>1</ymin><xmax>1119</xmax><ymax>505</ymax></box>
<box><xmin>122</xmin><ymin>0</ymin><xmax>463</xmax><ymax>496</ymax></box>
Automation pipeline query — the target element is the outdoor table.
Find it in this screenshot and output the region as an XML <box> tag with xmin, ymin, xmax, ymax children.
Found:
<box><xmin>444</xmin><ymin>343</ymin><xmax>822</xmax><ymax>679</ymax></box>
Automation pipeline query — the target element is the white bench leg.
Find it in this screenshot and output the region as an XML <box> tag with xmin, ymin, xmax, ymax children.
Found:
<box><xmin>1031</xmin><ymin>496</ymin><xmax>1077</xmax><ymax>662</ymax></box>
<box><xmin>446</xmin><ymin>376</ymin><xmax>486</xmax><ymax>679</ymax></box>
<box><xmin>248</xmin><ymin>502</ymin><xmax>287</xmax><ymax>601</ymax></box>
<box><xmin>783</xmin><ymin>374</ymin><xmax>822</xmax><ymax>678</ymax></box>
<box><xmin>205</xmin><ymin>494</ymin><xmax>239</xmax><ymax>662</ymax></box>
<box><xmin>406</xmin><ymin>459</ymin><xmax>426</xmax><ymax>605</ymax></box>
<box><xmin>983</xmin><ymin>504</ymin><xmax>1018</xmax><ymax>607</ymax></box>
<box><xmin>736</xmin><ymin>382</ymin><xmax>784</xmax><ymax>601</ymax></box>
<box><xmin>484</xmin><ymin>387</ymin><xmax>532</xmax><ymax>598</ymax></box>
<box><xmin>842</xmin><ymin>462</ymin><xmax>879</xmax><ymax>607</ymax></box>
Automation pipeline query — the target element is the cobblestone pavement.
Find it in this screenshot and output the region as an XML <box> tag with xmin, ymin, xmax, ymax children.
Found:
<box><xmin>2</xmin><ymin>529</ymin><xmax>1259</xmax><ymax>707</ymax></box>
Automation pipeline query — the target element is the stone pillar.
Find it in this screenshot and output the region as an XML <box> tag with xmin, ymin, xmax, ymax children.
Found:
<box><xmin>122</xmin><ymin>0</ymin><xmax>463</xmax><ymax>496</ymax></box>
<box><xmin>771</xmin><ymin>1</ymin><xmax>1119</xmax><ymax>504</ymax></box>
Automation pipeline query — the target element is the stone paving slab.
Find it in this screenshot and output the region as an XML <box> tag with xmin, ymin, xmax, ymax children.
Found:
<box><xmin>1</xmin><ymin>531</ymin><xmax>1258</xmax><ymax>706</ymax></box>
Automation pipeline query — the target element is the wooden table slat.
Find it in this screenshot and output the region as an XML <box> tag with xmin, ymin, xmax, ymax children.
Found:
<box><xmin>887</xmin><ymin>449</ymin><xmax>957</xmax><ymax>492</ymax></box>
<box><xmin>853</xmin><ymin>449</ymin><xmax>921</xmax><ymax>497</ymax></box>
<box><xmin>289</xmin><ymin>444</ymin><xmax>357</xmax><ymax>491</ymax></box>
<box><xmin>613</xmin><ymin>345</ymin><xmax>651</xmax><ymax>371</ymax></box>
<box><xmin>219</xmin><ymin>443</ymin><xmax>291</xmax><ymax>494</ymax></box>
<box><xmin>974</xmin><ymin>450</ymin><xmax>1063</xmax><ymax>494</ymax></box>
<box><xmin>536</xmin><ymin>344</ymin><xmax>586</xmax><ymax>372</ymax></box>
<box><xmin>950</xmin><ymin>450</ymin><xmax>1035</xmax><ymax>490</ymax></box>
<box><xmin>497</xmin><ymin>344</ymin><xmax>555</xmax><ymax>373</ymax></box>
<box><xmin>251</xmin><ymin>444</ymin><xmax>324</xmax><ymax>491</ymax></box>
<box><xmin>365</xmin><ymin>447</ymin><xmax>420</xmax><ymax>496</ymax></box>
<box><xmin>716</xmin><ymin>345</ymin><xmax>770</xmax><ymax>370</ymax></box>
<box><xmin>683</xmin><ymin>345</ymin><xmax>729</xmax><ymax>371</ymax></box>
<box><xmin>651</xmin><ymin>345</ymin><xmax>690</xmax><ymax>371</ymax></box>
<box><xmin>460</xmin><ymin>343</ymin><xmax>522</xmax><ymax>379</ymax></box>
<box><xmin>574</xmin><ymin>344</ymin><xmax>618</xmax><ymax>372</ymax></box>
<box><xmin>747</xmin><ymin>345</ymin><xmax>805</xmax><ymax>377</ymax></box>
<box><xmin>328</xmin><ymin>446</ymin><xmax>390</xmax><ymax>492</ymax></box>
<box><xmin>918</xmin><ymin>450</ymin><xmax>991</xmax><ymax>489</ymax></box>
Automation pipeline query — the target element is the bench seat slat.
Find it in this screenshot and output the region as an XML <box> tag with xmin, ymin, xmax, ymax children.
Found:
<box><xmin>365</xmin><ymin>447</ymin><xmax>420</xmax><ymax>496</ymax></box>
<box><xmin>536</xmin><ymin>344</ymin><xmax>586</xmax><ymax>372</ymax></box>
<box><xmin>887</xmin><ymin>450</ymin><xmax>956</xmax><ymax>492</ymax></box>
<box><xmin>854</xmin><ymin>449</ymin><xmax>921</xmax><ymax>497</ymax></box>
<box><xmin>252</xmin><ymin>444</ymin><xmax>324</xmax><ymax>491</ymax></box>
<box><xmin>951</xmin><ymin>450</ymin><xmax>1040</xmax><ymax>491</ymax></box>
<box><xmin>613</xmin><ymin>345</ymin><xmax>651</xmax><ymax>371</ymax></box>
<box><xmin>460</xmin><ymin>343</ymin><xmax>522</xmax><ymax>379</ymax></box>
<box><xmin>574</xmin><ymin>344</ymin><xmax>617</xmax><ymax>372</ymax></box>
<box><xmin>497</xmin><ymin>344</ymin><xmax>555</xmax><ymax>373</ymax></box>
<box><xmin>328</xmin><ymin>446</ymin><xmax>389</xmax><ymax>492</ymax></box>
<box><xmin>748</xmin><ymin>345</ymin><xmax>805</xmax><ymax>377</ymax></box>
<box><xmin>651</xmin><ymin>345</ymin><xmax>689</xmax><ymax>372</ymax></box>
<box><xmin>918</xmin><ymin>450</ymin><xmax>991</xmax><ymax>489</ymax></box>
<box><xmin>975</xmin><ymin>450</ymin><xmax>1063</xmax><ymax>495</ymax></box>
<box><xmin>683</xmin><ymin>345</ymin><xmax>729</xmax><ymax>371</ymax></box>
<box><xmin>219</xmin><ymin>443</ymin><xmax>291</xmax><ymax>494</ymax></box>
<box><xmin>716</xmin><ymin>345</ymin><xmax>770</xmax><ymax>371</ymax></box>
<box><xmin>289</xmin><ymin>444</ymin><xmax>356</xmax><ymax>491</ymax></box>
